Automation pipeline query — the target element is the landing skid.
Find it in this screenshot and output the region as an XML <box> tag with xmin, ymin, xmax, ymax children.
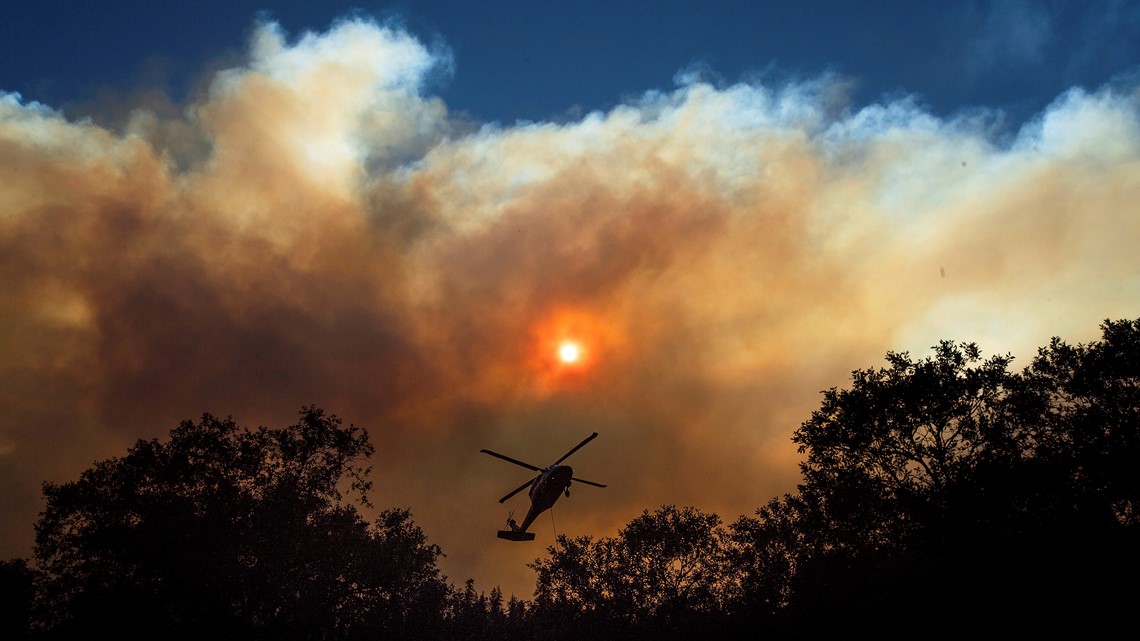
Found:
<box><xmin>497</xmin><ymin>530</ymin><xmax>536</xmax><ymax>541</ymax></box>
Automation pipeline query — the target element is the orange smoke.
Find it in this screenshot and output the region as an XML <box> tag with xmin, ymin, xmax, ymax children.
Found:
<box><xmin>1</xmin><ymin>15</ymin><xmax>1139</xmax><ymax>599</ymax></box>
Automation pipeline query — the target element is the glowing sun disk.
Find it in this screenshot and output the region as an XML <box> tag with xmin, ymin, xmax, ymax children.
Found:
<box><xmin>558</xmin><ymin>341</ymin><xmax>581</xmax><ymax>364</ymax></box>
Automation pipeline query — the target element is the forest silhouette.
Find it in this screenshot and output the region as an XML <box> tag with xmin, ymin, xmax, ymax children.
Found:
<box><xmin>3</xmin><ymin>318</ymin><xmax>1137</xmax><ymax>639</ymax></box>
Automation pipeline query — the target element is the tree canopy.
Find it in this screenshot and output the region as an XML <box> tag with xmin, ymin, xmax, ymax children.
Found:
<box><xmin>6</xmin><ymin>319</ymin><xmax>1139</xmax><ymax>639</ymax></box>
<box><xmin>30</xmin><ymin>407</ymin><xmax>448</xmax><ymax>640</ymax></box>
<box><xmin>527</xmin><ymin>505</ymin><xmax>734</xmax><ymax>640</ymax></box>
<box><xmin>733</xmin><ymin>319</ymin><xmax>1140</xmax><ymax>635</ymax></box>
<box><xmin>532</xmin><ymin>319</ymin><xmax>1140</xmax><ymax>637</ymax></box>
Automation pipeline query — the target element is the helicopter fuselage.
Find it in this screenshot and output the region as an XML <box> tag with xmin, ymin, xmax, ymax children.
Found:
<box><xmin>483</xmin><ymin>432</ymin><xmax>605</xmax><ymax>541</ymax></box>
<box><xmin>516</xmin><ymin>464</ymin><xmax>573</xmax><ymax>532</ymax></box>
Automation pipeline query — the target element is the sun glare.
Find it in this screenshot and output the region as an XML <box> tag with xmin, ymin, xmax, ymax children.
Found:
<box><xmin>529</xmin><ymin>308</ymin><xmax>624</xmax><ymax>388</ymax></box>
<box><xmin>558</xmin><ymin>341</ymin><xmax>582</xmax><ymax>364</ymax></box>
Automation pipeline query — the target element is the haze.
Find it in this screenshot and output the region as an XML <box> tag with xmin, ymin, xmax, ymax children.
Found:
<box><xmin>2</xmin><ymin>10</ymin><xmax>1139</xmax><ymax>597</ymax></box>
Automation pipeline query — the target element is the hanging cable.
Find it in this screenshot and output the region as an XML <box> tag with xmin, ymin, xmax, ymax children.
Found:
<box><xmin>549</xmin><ymin>507</ymin><xmax>558</xmax><ymax>538</ymax></box>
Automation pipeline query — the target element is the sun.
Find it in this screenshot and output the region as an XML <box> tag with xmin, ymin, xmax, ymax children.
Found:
<box><xmin>528</xmin><ymin>308</ymin><xmax>621</xmax><ymax>386</ymax></box>
<box><xmin>558</xmin><ymin>341</ymin><xmax>582</xmax><ymax>364</ymax></box>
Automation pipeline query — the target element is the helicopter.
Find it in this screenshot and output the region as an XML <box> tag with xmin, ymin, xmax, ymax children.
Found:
<box><xmin>480</xmin><ymin>432</ymin><xmax>607</xmax><ymax>541</ymax></box>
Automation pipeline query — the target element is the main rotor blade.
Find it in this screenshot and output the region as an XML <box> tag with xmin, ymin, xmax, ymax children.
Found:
<box><xmin>480</xmin><ymin>449</ymin><xmax>543</xmax><ymax>472</ymax></box>
<box><xmin>571</xmin><ymin>477</ymin><xmax>607</xmax><ymax>488</ymax></box>
<box><xmin>554</xmin><ymin>432</ymin><xmax>599</xmax><ymax>465</ymax></box>
<box><xmin>499</xmin><ymin>477</ymin><xmax>536</xmax><ymax>504</ymax></box>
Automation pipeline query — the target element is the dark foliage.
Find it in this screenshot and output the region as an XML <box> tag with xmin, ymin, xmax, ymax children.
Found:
<box><xmin>528</xmin><ymin>318</ymin><xmax>1140</xmax><ymax>638</ymax></box>
<box><xmin>5</xmin><ymin>319</ymin><xmax>1139</xmax><ymax>639</ymax></box>
<box><xmin>734</xmin><ymin>319</ymin><xmax>1140</xmax><ymax>636</ymax></box>
<box><xmin>28</xmin><ymin>406</ymin><xmax>448</xmax><ymax>640</ymax></box>
<box><xmin>528</xmin><ymin>505</ymin><xmax>737</xmax><ymax>640</ymax></box>
<box><xmin>1</xmin><ymin>559</ymin><xmax>35</xmax><ymax>640</ymax></box>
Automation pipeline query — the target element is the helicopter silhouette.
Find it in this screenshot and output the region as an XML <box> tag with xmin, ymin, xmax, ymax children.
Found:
<box><xmin>481</xmin><ymin>432</ymin><xmax>607</xmax><ymax>541</ymax></box>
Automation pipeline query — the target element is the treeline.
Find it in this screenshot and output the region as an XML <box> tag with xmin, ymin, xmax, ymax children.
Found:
<box><xmin>3</xmin><ymin>319</ymin><xmax>1138</xmax><ymax>639</ymax></box>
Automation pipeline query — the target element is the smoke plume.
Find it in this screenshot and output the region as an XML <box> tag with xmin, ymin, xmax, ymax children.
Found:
<box><xmin>2</xmin><ymin>17</ymin><xmax>1138</xmax><ymax>596</ymax></box>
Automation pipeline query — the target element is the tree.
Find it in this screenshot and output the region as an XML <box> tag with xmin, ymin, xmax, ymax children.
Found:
<box><xmin>726</xmin><ymin>493</ymin><xmax>814</xmax><ymax>616</ymax></box>
<box><xmin>529</xmin><ymin>505</ymin><xmax>732</xmax><ymax>639</ymax></box>
<box><xmin>732</xmin><ymin>320</ymin><xmax>1140</xmax><ymax>635</ymax></box>
<box><xmin>1</xmin><ymin>559</ymin><xmax>34</xmax><ymax>639</ymax></box>
<box><xmin>1017</xmin><ymin>319</ymin><xmax>1140</xmax><ymax>527</ymax></box>
<box><xmin>31</xmin><ymin>406</ymin><xmax>448</xmax><ymax>640</ymax></box>
<box><xmin>1000</xmin><ymin>319</ymin><xmax>1140</xmax><ymax>625</ymax></box>
<box><xmin>793</xmin><ymin>340</ymin><xmax>1017</xmax><ymax>550</ymax></box>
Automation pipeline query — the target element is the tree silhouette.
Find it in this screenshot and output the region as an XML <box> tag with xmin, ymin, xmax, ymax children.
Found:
<box><xmin>521</xmin><ymin>320</ymin><xmax>1139</xmax><ymax>637</ymax></box>
<box><xmin>530</xmin><ymin>505</ymin><xmax>732</xmax><ymax>639</ymax></box>
<box><xmin>794</xmin><ymin>340</ymin><xmax>1016</xmax><ymax>547</ymax></box>
<box><xmin>1017</xmin><ymin>319</ymin><xmax>1140</xmax><ymax>527</ymax></box>
<box><xmin>9</xmin><ymin>320</ymin><xmax>1139</xmax><ymax>639</ymax></box>
<box><xmin>31</xmin><ymin>406</ymin><xmax>448</xmax><ymax>640</ymax></box>
<box><xmin>1</xmin><ymin>559</ymin><xmax>34</xmax><ymax>640</ymax></box>
<box><xmin>733</xmin><ymin>320</ymin><xmax>1140</xmax><ymax>635</ymax></box>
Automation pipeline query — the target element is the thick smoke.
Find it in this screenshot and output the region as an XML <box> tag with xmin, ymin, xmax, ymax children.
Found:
<box><xmin>2</xmin><ymin>17</ymin><xmax>1138</xmax><ymax>596</ymax></box>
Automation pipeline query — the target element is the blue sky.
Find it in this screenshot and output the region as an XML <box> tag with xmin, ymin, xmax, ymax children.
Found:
<box><xmin>4</xmin><ymin>1</ymin><xmax>1138</xmax><ymax>126</ymax></box>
